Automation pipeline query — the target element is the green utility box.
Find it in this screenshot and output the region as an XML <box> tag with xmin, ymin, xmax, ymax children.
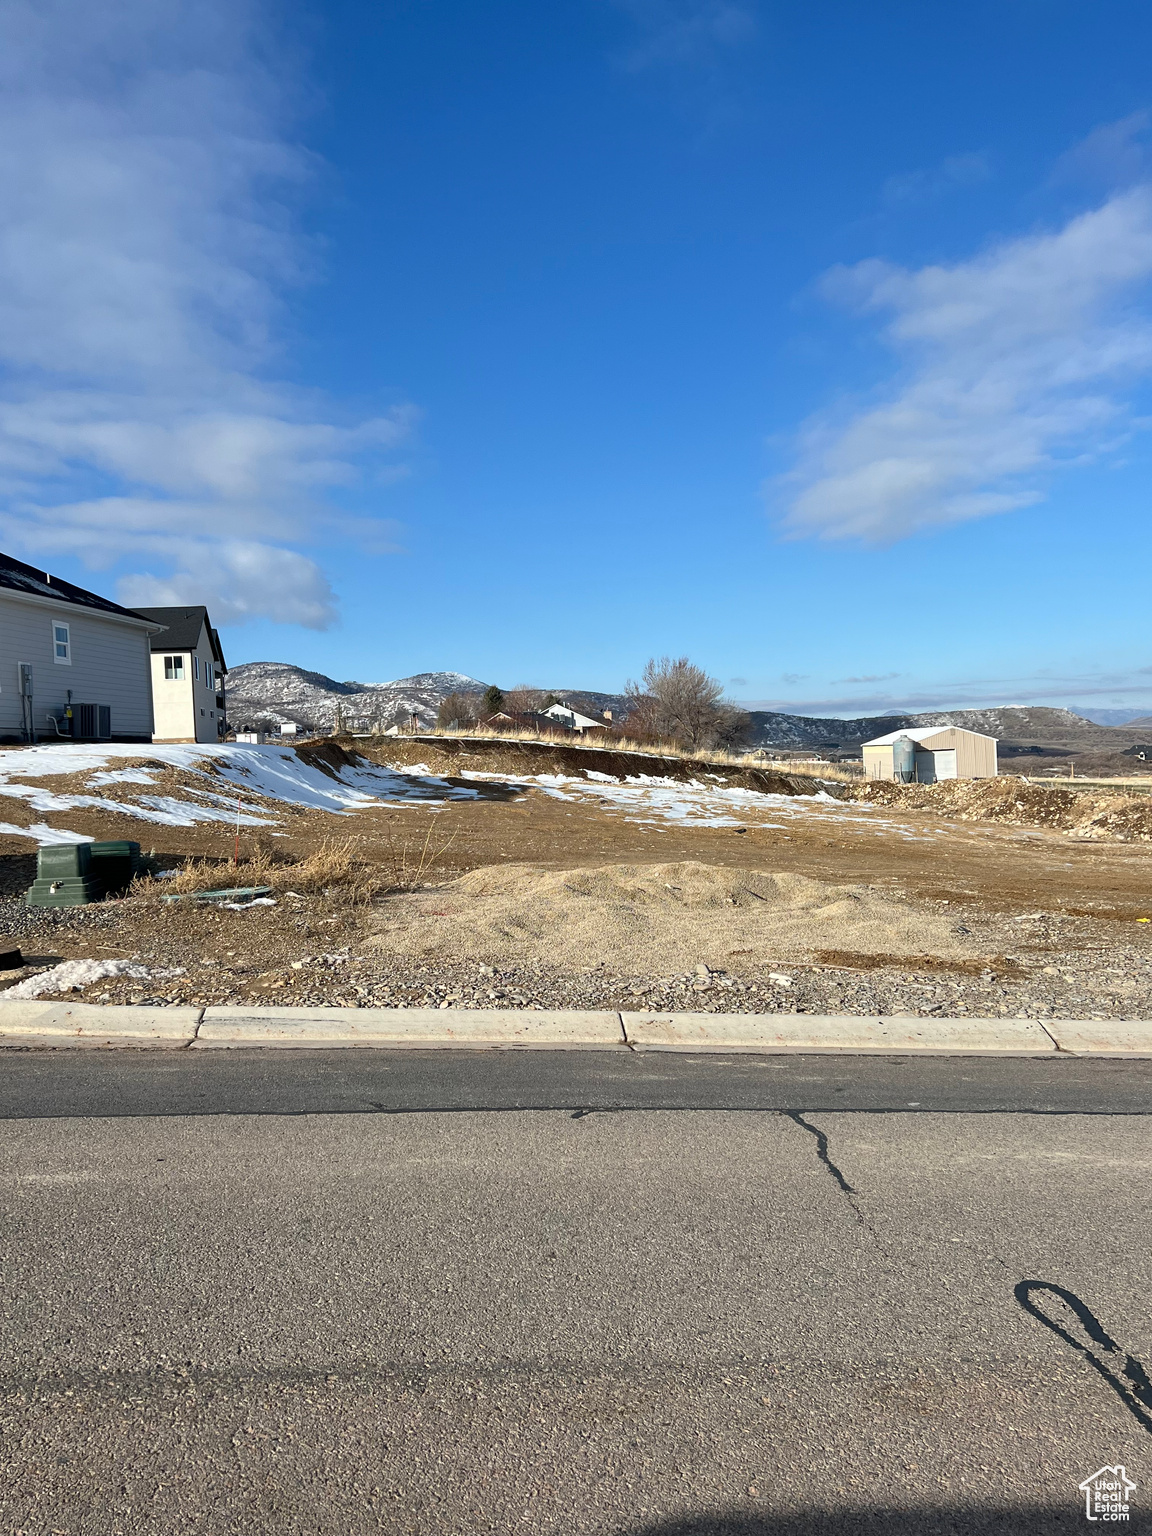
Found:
<box><xmin>87</xmin><ymin>840</ymin><xmax>143</xmax><ymax>898</ymax></box>
<box><xmin>25</xmin><ymin>843</ymin><xmax>103</xmax><ymax>907</ymax></box>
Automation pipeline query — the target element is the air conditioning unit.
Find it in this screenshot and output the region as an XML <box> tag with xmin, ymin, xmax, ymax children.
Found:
<box><xmin>73</xmin><ymin>704</ymin><xmax>111</xmax><ymax>740</ymax></box>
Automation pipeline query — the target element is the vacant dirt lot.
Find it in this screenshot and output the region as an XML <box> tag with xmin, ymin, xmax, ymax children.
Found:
<box><xmin>1</xmin><ymin>735</ymin><xmax>1150</xmax><ymax>1021</ymax></box>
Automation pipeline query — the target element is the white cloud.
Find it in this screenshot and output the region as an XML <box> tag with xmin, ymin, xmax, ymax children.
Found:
<box><xmin>0</xmin><ymin>0</ymin><xmax>408</xmax><ymax>628</ymax></box>
<box><xmin>740</xmin><ymin>666</ymin><xmax>1152</xmax><ymax>716</ymax></box>
<box><xmin>1053</xmin><ymin>112</ymin><xmax>1151</xmax><ymax>191</ymax></box>
<box><xmin>882</xmin><ymin>152</ymin><xmax>990</xmax><ymax>206</ymax></box>
<box><xmin>782</xmin><ymin>186</ymin><xmax>1152</xmax><ymax>542</ymax></box>
<box><xmin>613</xmin><ymin>0</ymin><xmax>756</xmax><ymax>71</ymax></box>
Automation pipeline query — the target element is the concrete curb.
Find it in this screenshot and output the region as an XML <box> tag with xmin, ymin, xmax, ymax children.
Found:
<box><xmin>193</xmin><ymin>1007</ymin><xmax>624</xmax><ymax>1050</ymax></box>
<box><xmin>0</xmin><ymin>1001</ymin><xmax>1150</xmax><ymax>1055</ymax></box>
<box><xmin>0</xmin><ymin>1000</ymin><xmax>202</xmax><ymax>1048</ymax></box>
<box><xmin>620</xmin><ymin>1012</ymin><xmax>1058</xmax><ymax>1055</ymax></box>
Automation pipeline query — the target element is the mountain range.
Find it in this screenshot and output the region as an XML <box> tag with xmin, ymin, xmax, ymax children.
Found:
<box><xmin>224</xmin><ymin>662</ymin><xmax>1152</xmax><ymax>762</ymax></box>
<box><xmin>225</xmin><ymin>663</ymin><xmax>488</xmax><ymax>734</ymax></box>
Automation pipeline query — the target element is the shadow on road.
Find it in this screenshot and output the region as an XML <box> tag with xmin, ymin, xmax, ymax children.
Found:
<box><xmin>1016</xmin><ymin>1279</ymin><xmax>1152</xmax><ymax>1434</ymax></box>
<box><xmin>631</xmin><ymin>1506</ymin><xmax>1090</xmax><ymax>1534</ymax></box>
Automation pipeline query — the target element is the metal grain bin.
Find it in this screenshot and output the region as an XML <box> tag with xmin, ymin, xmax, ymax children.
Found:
<box><xmin>891</xmin><ymin>734</ymin><xmax>916</xmax><ymax>784</ymax></box>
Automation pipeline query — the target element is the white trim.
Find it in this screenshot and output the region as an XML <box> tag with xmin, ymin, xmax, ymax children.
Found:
<box><xmin>51</xmin><ymin>619</ymin><xmax>71</xmax><ymax>665</ymax></box>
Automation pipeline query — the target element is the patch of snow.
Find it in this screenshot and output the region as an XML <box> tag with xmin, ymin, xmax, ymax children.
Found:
<box><xmin>0</xmin><ymin>822</ymin><xmax>94</xmax><ymax>844</ymax></box>
<box><xmin>7</xmin><ymin>959</ymin><xmax>186</xmax><ymax>998</ymax></box>
<box><xmin>0</xmin><ymin>743</ymin><xmax>479</xmax><ymax>839</ymax></box>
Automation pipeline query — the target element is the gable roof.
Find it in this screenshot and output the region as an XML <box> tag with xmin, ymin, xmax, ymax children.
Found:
<box><xmin>0</xmin><ymin>549</ymin><xmax>159</xmax><ymax>626</ymax></box>
<box><xmin>864</xmin><ymin>725</ymin><xmax>998</xmax><ymax>747</ymax></box>
<box><xmin>544</xmin><ymin>702</ymin><xmax>608</xmax><ymax>730</ymax></box>
<box><xmin>134</xmin><ymin>606</ymin><xmax>227</xmax><ymax>670</ymax></box>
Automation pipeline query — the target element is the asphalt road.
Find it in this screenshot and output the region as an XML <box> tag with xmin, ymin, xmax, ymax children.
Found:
<box><xmin>1</xmin><ymin>1050</ymin><xmax>1150</xmax><ymax>1534</ymax></box>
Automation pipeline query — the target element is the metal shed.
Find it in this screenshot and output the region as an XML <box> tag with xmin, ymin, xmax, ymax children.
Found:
<box><xmin>861</xmin><ymin>725</ymin><xmax>998</xmax><ymax>783</ymax></box>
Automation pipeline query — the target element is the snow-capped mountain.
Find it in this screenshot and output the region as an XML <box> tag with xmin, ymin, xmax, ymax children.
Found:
<box><xmin>225</xmin><ymin>663</ymin><xmax>487</xmax><ymax>733</ymax></box>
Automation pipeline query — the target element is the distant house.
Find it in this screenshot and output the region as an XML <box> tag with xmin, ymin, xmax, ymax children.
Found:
<box><xmin>862</xmin><ymin>725</ymin><xmax>997</xmax><ymax>782</ymax></box>
<box><xmin>542</xmin><ymin>702</ymin><xmax>608</xmax><ymax>734</ymax></box>
<box><xmin>0</xmin><ymin>550</ymin><xmax>160</xmax><ymax>743</ymax></box>
<box><xmin>134</xmin><ymin>606</ymin><xmax>227</xmax><ymax>743</ymax></box>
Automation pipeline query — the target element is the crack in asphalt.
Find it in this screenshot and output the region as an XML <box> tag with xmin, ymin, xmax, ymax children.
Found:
<box><xmin>782</xmin><ymin>1109</ymin><xmax>892</xmax><ymax>1247</ymax></box>
<box><xmin>784</xmin><ymin>1110</ymin><xmax>857</xmax><ymax>1195</ymax></box>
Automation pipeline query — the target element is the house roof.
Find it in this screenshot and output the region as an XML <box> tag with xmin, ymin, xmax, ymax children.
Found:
<box><xmin>134</xmin><ymin>606</ymin><xmax>227</xmax><ymax>670</ymax></box>
<box><xmin>544</xmin><ymin>702</ymin><xmax>608</xmax><ymax>730</ymax></box>
<box><xmin>864</xmin><ymin>725</ymin><xmax>998</xmax><ymax>747</ymax></box>
<box><xmin>0</xmin><ymin>549</ymin><xmax>160</xmax><ymax>626</ymax></box>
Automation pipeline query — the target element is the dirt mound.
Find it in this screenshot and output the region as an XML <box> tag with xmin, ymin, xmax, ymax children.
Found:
<box><xmin>367</xmin><ymin>859</ymin><xmax>979</xmax><ymax>974</ymax></box>
<box><xmin>851</xmin><ymin>777</ymin><xmax>1152</xmax><ymax>841</ymax></box>
<box><xmin>366</xmin><ymin>736</ymin><xmax>839</xmax><ymax>798</ymax></box>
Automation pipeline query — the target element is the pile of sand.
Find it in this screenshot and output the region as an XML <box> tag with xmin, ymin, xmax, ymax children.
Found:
<box><xmin>367</xmin><ymin>860</ymin><xmax>978</xmax><ymax>974</ymax></box>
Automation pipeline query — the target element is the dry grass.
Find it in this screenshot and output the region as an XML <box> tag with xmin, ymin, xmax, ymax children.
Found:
<box><xmin>741</xmin><ymin>756</ymin><xmax>862</xmax><ymax>782</ymax></box>
<box><xmin>135</xmin><ymin>828</ymin><xmax>460</xmax><ymax>906</ymax></box>
<box><xmin>362</xmin><ymin>726</ymin><xmax>861</xmax><ymax>780</ymax></box>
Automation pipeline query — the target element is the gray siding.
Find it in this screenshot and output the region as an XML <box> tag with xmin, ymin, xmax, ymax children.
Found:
<box><xmin>0</xmin><ymin>592</ymin><xmax>155</xmax><ymax>740</ymax></box>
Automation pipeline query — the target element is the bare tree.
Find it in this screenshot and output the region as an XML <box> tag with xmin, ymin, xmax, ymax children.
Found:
<box><xmin>503</xmin><ymin>684</ymin><xmax>549</xmax><ymax>716</ymax></box>
<box><xmin>437</xmin><ymin>692</ymin><xmax>480</xmax><ymax>730</ymax></box>
<box><xmin>622</xmin><ymin>656</ymin><xmax>749</xmax><ymax>752</ymax></box>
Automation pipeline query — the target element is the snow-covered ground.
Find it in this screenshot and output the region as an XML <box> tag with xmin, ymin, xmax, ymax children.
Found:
<box><xmin>446</xmin><ymin>766</ymin><xmax>940</xmax><ymax>840</ymax></box>
<box><xmin>0</xmin><ymin>743</ymin><xmax>479</xmax><ymax>842</ymax></box>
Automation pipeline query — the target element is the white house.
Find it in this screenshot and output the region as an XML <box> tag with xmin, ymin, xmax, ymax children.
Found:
<box><xmin>543</xmin><ymin>702</ymin><xmax>607</xmax><ymax>734</ymax></box>
<box><xmin>862</xmin><ymin>725</ymin><xmax>997</xmax><ymax>783</ymax></box>
<box><xmin>0</xmin><ymin>551</ymin><xmax>160</xmax><ymax>743</ymax></box>
<box><xmin>134</xmin><ymin>606</ymin><xmax>227</xmax><ymax>743</ymax></box>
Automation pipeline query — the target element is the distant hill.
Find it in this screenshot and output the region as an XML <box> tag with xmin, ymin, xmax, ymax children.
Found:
<box><xmin>742</xmin><ymin>705</ymin><xmax>1100</xmax><ymax>751</ymax></box>
<box><xmin>223</xmin><ymin>665</ymin><xmax>1151</xmax><ymax>767</ymax></box>
<box><xmin>226</xmin><ymin>663</ymin><xmax>487</xmax><ymax>733</ymax></box>
<box><xmin>1066</xmin><ymin>706</ymin><xmax>1152</xmax><ymax>726</ymax></box>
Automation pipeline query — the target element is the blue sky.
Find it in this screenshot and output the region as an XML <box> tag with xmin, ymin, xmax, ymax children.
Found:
<box><xmin>3</xmin><ymin>0</ymin><xmax>1152</xmax><ymax>717</ymax></box>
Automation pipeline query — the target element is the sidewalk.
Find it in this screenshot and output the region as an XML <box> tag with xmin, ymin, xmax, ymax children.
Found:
<box><xmin>0</xmin><ymin>1000</ymin><xmax>1149</xmax><ymax>1054</ymax></box>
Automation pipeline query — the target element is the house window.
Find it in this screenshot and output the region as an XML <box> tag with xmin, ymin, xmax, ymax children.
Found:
<box><xmin>194</xmin><ymin>656</ymin><xmax>200</xmax><ymax>681</ymax></box>
<box><xmin>52</xmin><ymin>622</ymin><xmax>70</xmax><ymax>664</ymax></box>
<box><xmin>205</xmin><ymin>663</ymin><xmax>213</xmax><ymax>689</ymax></box>
<box><xmin>164</xmin><ymin>655</ymin><xmax>185</xmax><ymax>681</ymax></box>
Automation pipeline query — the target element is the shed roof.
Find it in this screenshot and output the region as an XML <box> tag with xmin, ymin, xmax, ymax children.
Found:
<box><xmin>134</xmin><ymin>606</ymin><xmax>226</xmax><ymax>670</ymax></box>
<box><xmin>863</xmin><ymin>725</ymin><xmax>997</xmax><ymax>747</ymax></box>
<box><xmin>0</xmin><ymin>549</ymin><xmax>159</xmax><ymax>625</ymax></box>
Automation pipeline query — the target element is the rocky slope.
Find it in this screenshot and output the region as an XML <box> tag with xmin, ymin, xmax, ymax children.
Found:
<box><xmin>226</xmin><ymin>663</ymin><xmax>487</xmax><ymax>733</ymax></box>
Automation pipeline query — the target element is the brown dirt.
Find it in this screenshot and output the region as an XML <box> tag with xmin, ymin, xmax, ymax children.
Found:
<box><xmin>2</xmin><ymin>735</ymin><xmax>1152</xmax><ymax>1017</ymax></box>
<box><xmin>812</xmin><ymin>949</ymin><xmax>1027</xmax><ymax>979</ymax></box>
<box><xmin>365</xmin><ymin>860</ymin><xmax>979</xmax><ymax>974</ymax></box>
<box><xmin>849</xmin><ymin>775</ymin><xmax>1152</xmax><ymax>841</ymax></box>
<box><xmin>371</xmin><ymin>735</ymin><xmax>834</xmax><ymax>797</ymax></box>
